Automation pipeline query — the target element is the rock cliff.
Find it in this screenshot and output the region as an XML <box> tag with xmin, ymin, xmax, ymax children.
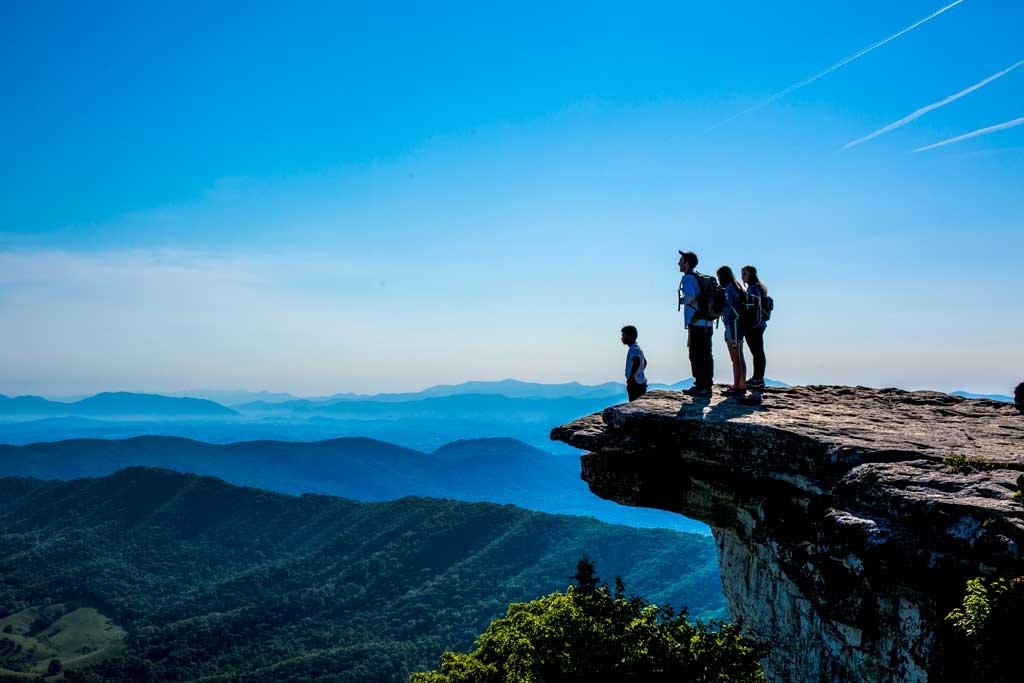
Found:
<box><xmin>551</xmin><ymin>385</ymin><xmax>1024</xmax><ymax>682</ymax></box>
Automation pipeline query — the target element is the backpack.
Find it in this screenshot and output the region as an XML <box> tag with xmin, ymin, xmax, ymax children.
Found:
<box><xmin>738</xmin><ymin>287</ymin><xmax>774</xmax><ymax>331</ymax></box>
<box><xmin>691</xmin><ymin>272</ymin><xmax>726</xmax><ymax>322</ymax></box>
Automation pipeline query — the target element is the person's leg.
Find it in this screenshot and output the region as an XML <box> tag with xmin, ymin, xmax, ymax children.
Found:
<box><xmin>754</xmin><ymin>329</ymin><xmax>766</xmax><ymax>383</ymax></box>
<box><xmin>688</xmin><ymin>328</ymin><xmax>701</xmax><ymax>386</ymax></box>
<box><xmin>627</xmin><ymin>382</ymin><xmax>646</xmax><ymax>402</ymax></box>
<box><xmin>695</xmin><ymin>326</ymin><xmax>713</xmax><ymax>389</ymax></box>
<box><xmin>703</xmin><ymin>327</ymin><xmax>714</xmax><ymax>389</ymax></box>
<box><xmin>725</xmin><ymin>340</ymin><xmax>736</xmax><ymax>388</ymax></box>
<box><xmin>737</xmin><ymin>339</ymin><xmax>747</xmax><ymax>390</ymax></box>
<box><xmin>728</xmin><ymin>340</ymin><xmax>744</xmax><ymax>390</ymax></box>
<box><xmin>740</xmin><ymin>332</ymin><xmax>751</xmax><ymax>383</ymax></box>
<box><xmin>746</xmin><ymin>327</ymin><xmax>766</xmax><ymax>383</ymax></box>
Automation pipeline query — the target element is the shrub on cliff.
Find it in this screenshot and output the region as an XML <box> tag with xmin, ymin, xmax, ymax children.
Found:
<box><xmin>946</xmin><ymin>576</ymin><xmax>1024</xmax><ymax>682</ymax></box>
<box><xmin>411</xmin><ymin>558</ymin><xmax>765</xmax><ymax>683</ymax></box>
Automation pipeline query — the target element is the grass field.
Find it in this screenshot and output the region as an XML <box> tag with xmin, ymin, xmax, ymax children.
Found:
<box><xmin>0</xmin><ymin>604</ymin><xmax>124</xmax><ymax>679</ymax></box>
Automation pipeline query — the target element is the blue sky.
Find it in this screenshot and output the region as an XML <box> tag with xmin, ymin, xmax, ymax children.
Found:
<box><xmin>2</xmin><ymin>0</ymin><xmax>1022</xmax><ymax>396</ymax></box>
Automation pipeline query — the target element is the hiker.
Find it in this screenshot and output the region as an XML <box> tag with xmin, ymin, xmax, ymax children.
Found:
<box><xmin>678</xmin><ymin>251</ymin><xmax>713</xmax><ymax>397</ymax></box>
<box><xmin>741</xmin><ymin>265</ymin><xmax>768</xmax><ymax>390</ymax></box>
<box><xmin>620</xmin><ymin>325</ymin><xmax>648</xmax><ymax>402</ymax></box>
<box><xmin>1015</xmin><ymin>381</ymin><xmax>1023</xmax><ymax>414</ymax></box>
<box><xmin>717</xmin><ymin>266</ymin><xmax>746</xmax><ymax>396</ymax></box>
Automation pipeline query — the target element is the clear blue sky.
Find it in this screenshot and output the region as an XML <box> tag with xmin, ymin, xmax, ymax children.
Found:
<box><xmin>2</xmin><ymin>0</ymin><xmax>1022</xmax><ymax>396</ymax></box>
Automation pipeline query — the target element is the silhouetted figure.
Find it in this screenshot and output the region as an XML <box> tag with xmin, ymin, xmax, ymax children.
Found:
<box><xmin>678</xmin><ymin>251</ymin><xmax>713</xmax><ymax>396</ymax></box>
<box><xmin>717</xmin><ymin>266</ymin><xmax>747</xmax><ymax>396</ymax></box>
<box><xmin>741</xmin><ymin>265</ymin><xmax>770</xmax><ymax>390</ymax></box>
<box><xmin>1015</xmin><ymin>381</ymin><xmax>1024</xmax><ymax>413</ymax></box>
<box><xmin>621</xmin><ymin>325</ymin><xmax>648</xmax><ymax>402</ymax></box>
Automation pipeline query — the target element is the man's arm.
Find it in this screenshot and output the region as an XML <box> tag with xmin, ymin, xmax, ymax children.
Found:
<box><xmin>627</xmin><ymin>356</ymin><xmax>641</xmax><ymax>383</ymax></box>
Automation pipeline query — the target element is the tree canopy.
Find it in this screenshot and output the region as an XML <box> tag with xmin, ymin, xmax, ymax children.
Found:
<box><xmin>412</xmin><ymin>559</ymin><xmax>764</xmax><ymax>683</ymax></box>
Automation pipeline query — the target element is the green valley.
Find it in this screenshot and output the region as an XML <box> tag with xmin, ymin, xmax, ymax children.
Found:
<box><xmin>0</xmin><ymin>468</ymin><xmax>721</xmax><ymax>682</ymax></box>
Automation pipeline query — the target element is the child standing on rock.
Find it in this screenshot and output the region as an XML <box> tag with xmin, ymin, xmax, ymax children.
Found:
<box><xmin>621</xmin><ymin>325</ymin><xmax>648</xmax><ymax>402</ymax></box>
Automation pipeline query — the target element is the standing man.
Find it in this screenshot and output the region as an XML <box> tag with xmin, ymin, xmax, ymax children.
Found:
<box><xmin>678</xmin><ymin>250</ymin><xmax>713</xmax><ymax>397</ymax></box>
<box><xmin>620</xmin><ymin>325</ymin><xmax>648</xmax><ymax>402</ymax></box>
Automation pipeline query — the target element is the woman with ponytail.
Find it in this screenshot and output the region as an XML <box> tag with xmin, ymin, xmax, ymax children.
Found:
<box><xmin>741</xmin><ymin>265</ymin><xmax>768</xmax><ymax>389</ymax></box>
<box><xmin>717</xmin><ymin>265</ymin><xmax>746</xmax><ymax>396</ymax></box>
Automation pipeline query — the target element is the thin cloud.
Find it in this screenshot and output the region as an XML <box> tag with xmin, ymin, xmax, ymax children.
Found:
<box><xmin>915</xmin><ymin>116</ymin><xmax>1024</xmax><ymax>151</ymax></box>
<box><xmin>707</xmin><ymin>0</ymin><xmax>966</xmax><ymax>132</ymax></box>
<box><xmin>844</xmin><ymin>58</ymin><xmax>1024</xmax><ymax>149</ymax></box>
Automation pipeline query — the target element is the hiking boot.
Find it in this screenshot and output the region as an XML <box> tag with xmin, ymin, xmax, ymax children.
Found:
<box><xmin>684</xmin><ymin>386</ymin><xmax>712</xmax><ymax>397</ymax></box>
<box><xmin>746</xmin><ymin>378</ymin><xmax>765</xmax><ymax>389</ymax></box>
<box><xmin>723</xmin><ymin>387</ymin><xmax>746</xmax><ymax>397</ymax></box>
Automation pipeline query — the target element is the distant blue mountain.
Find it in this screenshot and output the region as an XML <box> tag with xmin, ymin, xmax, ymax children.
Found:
<box><xmin>282</xmin><ymin>379</ymin><xmax>628</xmax><ymax>405</ymax></box>
<box><xmin>0</xmin><ymin>379</ymin><xmax>789</xmax><ymax>451</ymax></box>
<box><xmin>236</xmin><ymin>392</ymin><xmax>615</xmax><ymax>419</ymax></box>
<box><xmin>0</xmin><ymin>395</ymin><xmax>56</xmax><ymax>415</ymax></box>
<box><xmin>950</xmin><ymin>390</ymin><xmax>1013</xmax><ymax>403</ymax></box>
<box><xmin>237</xmin><ymin>377</ymin><xmax>789</xmax><ymax>412</ymax></box>
<box><xmin>0</xmin><ymin>392</ymin><xmax>237</xmax><ymax>418</ymax></box>
<box><xmin>0</xmin><ymin>435</ymin><xmax>704</xmax><ymax>533</ymax></box>
<box><xmin>169</xmin><ymin>389</ymin><xmax>300</xmax><ymax>406</ymax></box>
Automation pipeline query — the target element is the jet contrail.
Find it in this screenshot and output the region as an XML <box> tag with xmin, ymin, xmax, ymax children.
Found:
<box><xmin>915</xmin><ymin>116</ymin><xmax>1024</xmax><ymax>151</ymax></box>
<box><xmin>707</xmin><ymin>0</ymin><xmax>966</xmax><ymax>132</ymax></box>
<box><xmin>844</xmin><ymin>58</ymin><xmax>1024</xmax><ymax>149</ymax></box>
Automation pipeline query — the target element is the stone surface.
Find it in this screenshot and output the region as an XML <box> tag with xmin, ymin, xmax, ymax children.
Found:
<box><xmin>551</xmin><ymin>385</ymin><xmax>1024</xmax><ymax>682</ymax></box>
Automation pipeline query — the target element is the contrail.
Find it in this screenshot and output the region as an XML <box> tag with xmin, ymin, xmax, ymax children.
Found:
<box><xmin>915</xmin><ymin>116</ymin><xmax>1024</xmax><ymax>152</ymax></box>
<box><xmin>844</xmin><ymin>58</ymin><xmax>1024</xmax><ymax>149</ymax></box>
<box><xmin>707</xmin><ymin>0</ymin><xmax>966</xmax><ymax>132</ymax></box>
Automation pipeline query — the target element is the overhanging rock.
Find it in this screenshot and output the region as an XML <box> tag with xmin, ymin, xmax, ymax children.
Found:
<box><xmin>552</xmin><ymin>386</ymin><xmax>1024</xmax><ymax>682</ymax></box>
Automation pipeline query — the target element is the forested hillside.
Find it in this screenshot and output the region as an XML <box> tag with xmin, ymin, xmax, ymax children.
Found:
<box><xmin>0</xmin><ymin>436</ymin><xmax>702</xmax><ymax>532</ymax></box>
<box><xmin>0</xmin><ymin>469</ymin><xmax>722</xmax><ymax>682</ymax></box>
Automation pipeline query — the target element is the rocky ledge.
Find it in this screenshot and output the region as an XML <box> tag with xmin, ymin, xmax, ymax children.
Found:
<box><xmin>552</xmin><ymin>385</ymin><xmax>1024</xmax><ymax>682</ymax></box>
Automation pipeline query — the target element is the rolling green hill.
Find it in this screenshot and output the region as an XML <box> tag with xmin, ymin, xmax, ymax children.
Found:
<box><xmin>0</xmin><ymin>468</ymin><xmax>722</xmax><ymax>682</ymax></box>
<box><xmin>0</xmin><ymin>435</ymin><xmax>705</xmax><ymax>532</ymax></box>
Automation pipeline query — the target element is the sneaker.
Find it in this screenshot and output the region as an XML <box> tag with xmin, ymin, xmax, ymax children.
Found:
<box><xmin>723</xmin><ymin>387</ymin><xmax>746</xmax><ymax>397</ymax></box>
<box><xmin>738</xmin><ymin>392</ymin><xmax>763</xmax><ymax>405</ymax></box>
<box><xmin>684</xmin><ymin>386</ymin><xmax>712</xmax><ymax>397</ymax></box>
<box><xmin>747</xmin><ymin>378</ymin><xmax>765</xmax><ymax>388</ymax></box>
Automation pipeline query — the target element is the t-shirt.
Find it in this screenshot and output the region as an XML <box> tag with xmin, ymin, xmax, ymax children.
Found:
<box><xmin>625</xmin><ymin>343</ymin><xmax>648</xmax><ymax>385</ymax></box>
<box><xmin>680</xmin><ymin>273</ymin><xmax>712</xmax><ymax>328</ymax></box>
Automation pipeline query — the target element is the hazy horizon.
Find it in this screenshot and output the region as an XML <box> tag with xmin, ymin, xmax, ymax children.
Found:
<box><xmin>2</xmin><ymin>376</ymin><xmax>1013</xmax><ymax>404</ymax></box>
<box><xmin>3</xmin><ymin>1</ymin><xmax>1022</xmax><ymax>396</ymax></box>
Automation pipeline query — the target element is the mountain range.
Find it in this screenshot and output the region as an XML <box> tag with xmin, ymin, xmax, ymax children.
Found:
<box><xmin>0</xmin><ymin>467</ymin><xmax>723</xmax><ymax>682</ymax></box>
<box><xmin>173</xmin><ymin>379</ymin><xmax>695</xmax><ymax>407</ymax></box>
<box><xmin>0</xmin><ymin>391</ymin><xmax>237</xmax><ymax>418</ymax></box>
<box><xmin>0</xmin><ymin>435</ymin><xmax>704</xmax><ymax>533</ymax></box>
<box><xmin>0</xmin><ymin>388</ymin><xmax>644</xmax><ymax>452</ymax></box>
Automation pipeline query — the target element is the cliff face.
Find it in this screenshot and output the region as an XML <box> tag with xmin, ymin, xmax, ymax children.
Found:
<box><xmin>551</xmin><ymin>386</ymin><xmax>1024</xmax><ymax>682</ymax></box>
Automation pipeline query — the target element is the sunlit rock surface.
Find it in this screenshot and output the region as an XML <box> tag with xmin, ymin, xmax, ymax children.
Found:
<box><xmin>552</xmin><ymin>385</ymin><xmax>1024</xmax><ymax>682</ymax></box>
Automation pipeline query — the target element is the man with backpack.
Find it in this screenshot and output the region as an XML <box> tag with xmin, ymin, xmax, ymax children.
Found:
<box><xmin>678</xmin><ymin>251</ymin><xmax>715</xmax><ymax>397</ymax></box>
